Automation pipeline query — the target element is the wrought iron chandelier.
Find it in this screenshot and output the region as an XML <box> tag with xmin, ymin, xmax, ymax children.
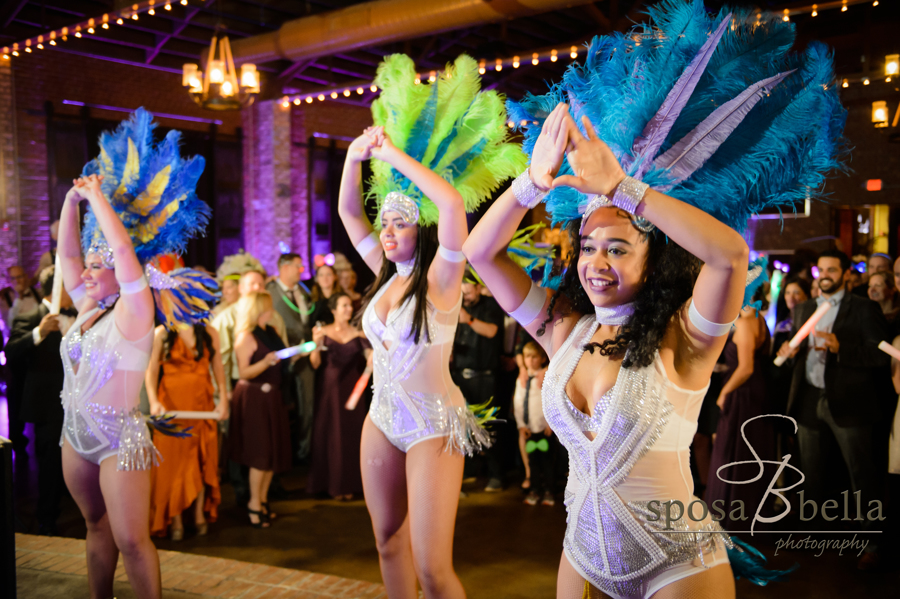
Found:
<box><xmin>182</xmin><ymin>35</ymin><xmax>259</xmax><ymax>111</ymax></box>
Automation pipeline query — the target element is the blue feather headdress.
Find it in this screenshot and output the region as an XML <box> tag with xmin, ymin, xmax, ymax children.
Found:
<box><xmin>507</xmin><ymin>0</ymin><xmax>847</xmax><ymax>234</ymax></box>
<box><xmin>81</xmin><ymin>108</ymin><xmax>218</xmax><ymax>328</ymax></box>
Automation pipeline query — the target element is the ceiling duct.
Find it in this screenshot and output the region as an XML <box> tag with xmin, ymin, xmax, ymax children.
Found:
<box><xmin>230</xmin><ymin>0</ymin><xmax>597</xmax><ymax>65</ymax></box>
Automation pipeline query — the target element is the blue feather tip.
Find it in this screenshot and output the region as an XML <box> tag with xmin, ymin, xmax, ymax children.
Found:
<box><xmin>727</xmin><ymin>536</ymin><xmax>798</xmax><ymax>586</ymax></box>
<box><xmin>147</xmin><ymin>414</ymin><xmax>194</xmax><ymax>438</ymax></box>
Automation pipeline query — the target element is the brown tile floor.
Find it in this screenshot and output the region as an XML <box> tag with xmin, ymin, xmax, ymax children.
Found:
<box><xmin>8</xmin><ymin>414</ymin><xmax>900</xmax><ymax>598</ymax></box>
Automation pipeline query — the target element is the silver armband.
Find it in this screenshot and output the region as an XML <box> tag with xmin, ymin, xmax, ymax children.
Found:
<box><xmin>511</xmin><ymin>169</ymin><xmax>547</xmax><ymax>209</ymax></box>
<box><xmin>611</xmin><ymin>175</ymin><xmax>649</xmax><ymax>215</ymax></box>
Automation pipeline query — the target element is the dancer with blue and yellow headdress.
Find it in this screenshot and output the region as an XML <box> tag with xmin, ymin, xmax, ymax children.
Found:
<box><xmin>56</xmin><ymin>107</ymin><xmax>216</xmax><ymax>599</ymax></box>
<box><xmin>465</xmin><ymin>1</ymin><xmax>846</xmax><ymax>597</ymax></box>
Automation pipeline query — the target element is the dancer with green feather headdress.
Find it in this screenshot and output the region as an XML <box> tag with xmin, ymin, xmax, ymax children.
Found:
<box><xmin>338</xmin><ymin>53</ymin><xmax>524</xmax><ymax>598</ymax></box>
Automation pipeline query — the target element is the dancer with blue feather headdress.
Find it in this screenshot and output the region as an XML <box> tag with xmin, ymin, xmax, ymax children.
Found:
<box><xmin>465</xmin><ymin>1</ymin><xmax>845</xmax><ymax>597</ymax></box>
<box><xmin>56</xmin><ymin>107</ymin><xmax>217</xmax><ymax>599</ymax></box>
<box><xmin>338</xmin><ymin>53</ymin><xmax>525</xmax><ymax>598</ymax></box>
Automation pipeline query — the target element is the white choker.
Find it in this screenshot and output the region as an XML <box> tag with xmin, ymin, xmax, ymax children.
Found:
<box><xmin>594</xmin><ymin>302</ymin><xmax>634</xmax><ymax>326</ymax></box>
<box><xmin>98</xmin><ymin>292</ymin><xmax>120</xmax><ymax>310</ymax></box>
<box><xmin>396</xmin><ymin>258</ymin><xmax>416</xmax><ymax>277</ymax></box>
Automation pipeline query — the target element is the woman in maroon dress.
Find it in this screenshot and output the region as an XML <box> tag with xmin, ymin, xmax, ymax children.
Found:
<box><xmin>228</xmin><ymin>291</ymin><xmax>292</xmax><ymax>527</ymax></box>
<box><xmin>308</xmin><ymin>292</ymin><xmax>372</xmax><ymax>500</ymax></box>
<box><xmin>706</xmin><ymin>291</ymin><xmax>773</xmax><ymax>531</ymax></box>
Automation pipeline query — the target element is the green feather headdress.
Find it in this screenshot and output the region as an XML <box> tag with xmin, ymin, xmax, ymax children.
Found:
<box><xmin>367</xmin><ymin>54</ymin><xmax>527</xmax><ymax>227</ymax></box>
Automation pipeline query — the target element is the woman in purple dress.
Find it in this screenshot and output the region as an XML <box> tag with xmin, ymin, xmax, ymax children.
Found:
<box><xmin>706</xmin><ymin>289</ymin><xmax>773</xmax><ymax>531</ymax></box>
<box><xmin>308</xmin><ymin>292</ymin><xmax>373</xmax><ymax>500</ymax></box>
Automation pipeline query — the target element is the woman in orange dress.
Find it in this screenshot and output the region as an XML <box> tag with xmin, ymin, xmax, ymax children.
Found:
<box><xmin>146</xmin><ymin>323</ymin><xmax>230</xmax><ymax>540</ymax></box>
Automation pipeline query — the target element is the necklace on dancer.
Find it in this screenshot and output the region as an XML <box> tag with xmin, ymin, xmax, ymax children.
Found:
<box><xmin>594</xmin><ymin>302</ymin><xmax>634</xmax><ymax>326</ymax></box>
<box><xmin>396</xmin><ymin>258</ymin><xmax>416</xmax><ymax>277</ymax></box>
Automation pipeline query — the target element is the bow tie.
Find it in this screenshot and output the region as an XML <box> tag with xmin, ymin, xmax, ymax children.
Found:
<box><xmin>526</xmin><ymin>438</ymin><xmax>549</xmax><ymax>453</ymax></box>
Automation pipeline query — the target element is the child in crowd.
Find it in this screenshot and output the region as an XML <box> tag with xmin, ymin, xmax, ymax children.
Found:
<box><xmin>514</xmin><ymin>341</ymin><xmax>555</xmax><ymax>506</ymax></box>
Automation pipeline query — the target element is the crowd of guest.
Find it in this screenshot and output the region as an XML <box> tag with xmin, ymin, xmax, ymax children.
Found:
<box><xmin>3</xmin><ymin>245</ymin><xmax>900</xmax><ymax>571</ymax></box>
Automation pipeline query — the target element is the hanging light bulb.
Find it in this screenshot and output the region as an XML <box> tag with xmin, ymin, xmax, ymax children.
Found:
<box><xmin>343</xmin><ymin>89</ymin><xmax>351</xmax><ymax>96</ymax></box>
<box><xmin>512</xmin><ymin>56</ymin><xmax>520</xmax><ymax>68</ymax></box>
<box><xmin>318</xmin><ymin>94</ymin><xmax>325</xmax><ymax>101</ymax></box>
<box><xmin>532</xmin><ymin>53</ymin><xmax>539</xmax><ymax>66</ymax></box>
<box><xmin>209</xmin><ymin>60</ymin><xmax>225</xmax><ymax>83</ymax></box>
<box><xmin>570</xmin><ymin>46</ymin><xmax>578</xmax><ymax>59</ymax></box>
<box><xmin>863</xmin><ymin>78</ymin><xmax>870</xmax><ymax>85</ymax></box>
<box><xmin>281</xmin><ymin>96</ymin><xmax>290</xmax><ymax>108</ymax></box>
<box><xmin>551</xmin><ymin>49</ymin><xmax>558</xmax><ymax>62</ymax></box>
<box><xmin>782</xmin><ymin>9</ymin><xmax>789</xmax><ymax>22</ymax></box>
<box><xmin>181</xmin><ymin>0</ymin><xmax>189</xmax><ymax>5</ymax></box>
<box><xmin>812</xmin><ymin>4</ymin><xmax>818</xmax><ymax>17</ymax></box>
<box><xmin>165</xmin><ymin>3</ymin><xmax>172</xmax><ymax>10</ymax></box>
<box><xmin>478</xmin><ymin>60</ymin><xmax>486</xmax><ymax>75</ymax></box>
<box><xmin>370</xmin><ymin>85</ymin><xmax>377</xmax><ymax>92</ymax></box>
<box><xmin>495</xmin><ymin>59</ymin><xmax>502</xmax><ymax>72</ymax></box>
<box><xmin>221</xmin><ymin>80</ymin><xmax>234</xmax><ymax>96</ymax></box>
<box><xmin>429</xmin><ymin>70</ymin><xmax>437</xmax><ymax>82</ymax></box>
<box><xmin>331</xmin><ymin>91</ymin><xmax>338</xmax><ymax>98</ymax></box>
<box><xmin>183</xmin><ymin>36</ymin><xmax>258</xmax><ymax>109</ymax></box>
<box><xmin>306</xmin><ymin>96</ymin><xmax>313</xmax><ymax>103</ymax></box>
<box><xmin>117</xmin><ymin>17</ymin><xmax>124</xmax><ymax>25</ymax></box>
<box><xmin>357</xmin><ymin>87</ymin><xmax>364</xmax><ymax>94</ymax></box>
<box><xmin>886</xmin><ymin>54</ymin><xmax>899</xmax><ymax>77</ymax></box>
<box><xmin>842</xmin><ymin>79</ymin><xmax>849</xmax><ymax>88</ymax></box>
<box><xmin>872</xmin><ymin>101</ymin><xmax>888</xmax><ymax>127</ymax></box>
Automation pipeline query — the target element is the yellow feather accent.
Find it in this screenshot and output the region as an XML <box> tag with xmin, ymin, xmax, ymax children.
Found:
<box><xmin>99</xmin><ymin>148</ymin><xmax>118</xmax><ymax>185</ymax></box>
<box><xmin>130</xmin><ymin>194</ymin><xmax>181</xmax><ymax>243</ymax></box>
<box><xmin>131</xmin><ymin>165</ymin><xmax>171</xmax><ymax>216</ymax></box>
<box><xmin>115</xmin><ymin>138</ymin><xmax>141</xmax><ymax>201</ymax></box>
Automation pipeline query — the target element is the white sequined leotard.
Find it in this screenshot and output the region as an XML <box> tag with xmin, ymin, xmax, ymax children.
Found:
<box><xmin>60</xmin><ymin>307</ymin><xmax>156</xmax><ymax>470</ymax></box>
<box><xmin>361</xmin><ymin>274</ymin><xmax>491</xmax><ymax>455</ymax></box>
<box><xmin>545</xmin><ymin>316</ymin><xmax>731</xmax><ymax>599</ymax></box>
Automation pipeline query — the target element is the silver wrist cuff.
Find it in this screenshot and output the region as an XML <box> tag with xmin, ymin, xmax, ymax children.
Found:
<box><xmin>611</xmin><ymin>176</ymin><xmax>649</xmax><ymax>215</ymax></box>
<box><xmin>511</xmin><ymin>169</ymin><xmax>547</xmax><ymax>209</ymax></box>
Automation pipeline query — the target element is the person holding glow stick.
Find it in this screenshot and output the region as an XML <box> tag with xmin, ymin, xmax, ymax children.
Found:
<box><xmin>778</xmin><ymin>249</ymin><xmax>891</xmax><ymax>570</ymax></box>
<box><xmin>308</xmin><ymin>292</ymin><xmax>372</xmax><ymax>500</ymax></box>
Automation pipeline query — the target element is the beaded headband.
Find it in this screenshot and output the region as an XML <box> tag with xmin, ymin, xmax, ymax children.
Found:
<box><xmin>379</xmin><ymin>190</ymin><xmax>420</xmax><ymax>225</ymax></box>
<box><xmin>579</xmin><ymin>194</ymin><xmax>655</xmax><ymax>235</ymax></box>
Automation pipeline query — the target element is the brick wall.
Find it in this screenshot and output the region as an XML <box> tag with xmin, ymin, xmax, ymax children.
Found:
<box><xmin>0</xmin><ymin>60</ymin><xmax>18</xmax><ymax>287</ymax></box>
<box><xmin>0</xmin><ymin>49</ymin><xmax>243</xmax><ymax>279</ymax></box>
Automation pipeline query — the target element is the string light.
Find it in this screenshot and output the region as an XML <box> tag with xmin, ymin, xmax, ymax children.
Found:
<box><xmin>370</xmin><ymin>85</ymin><xmax>377</xmax><ymax>92</ymax></box>
<box><xmin>495</xmin><ymin>59</ymin><xmax>503</xmax><ymax>72</ymax></box>
<box><xmin>165</xmin><ymin>3</ymin><xmax>172</xmax><ymax>10</ymax></box>
<box><xmin>49</xmin><ymin>39</ymin><xmax>56</xmax><ymax>45</ymax></box>
<box><xmin>550</xmin><ymin>49</ymin><xmax>558</xmax><ymax>62</ymax></box>
<box><xmin>37</xmin><ymin>43</ymin><xmax>43</xmax><ymax>49</ymax></box>
<box><xmin>532</xmin><ymin>53</ymin><xmax>539</xmax><ymax>66</ymax></box>
<box><xmin>513</xmin><ymin>56</ymin><xmax>520</xmax><ymax>68</ymax></box>
<box><xmin>343</xmin><ymin>89</ymin><xmax>351</xmax><ymax>96</ymax></box>
<box><xmin>330</xmin><ymin>91</ymin><xmax>338</xmax><ymax>98</ymax></box>
<box><xmin>570</xmin><ymin>46</ymin><xmax>578</xmax><ymax>59</ymax></box>
<box><xmin>181</xmin><ymin>0</ymin><xmax>188</xmax><ymax>5</ymax></box>
<box><xmin>783</xmin><ymin>9</ymin><xmax>790</xmax><ymax>22</ymax></box>
<box><xmin>429</xmin><ymin>70</ymin><xmax>436</xmax><ymax>82</ymax></box>
<box><xmin>478</xmin><ymin>60</ymin><xmax>486</xmax><ymax>75</ymax></box>
<box><xmin>357</xmin><ymin>87</ymin><xmax>364</xmax><ymax>94</ymax></box>
<box><xmin>117</xmin><ymin>17</ymin><xmax>124</xmax><ymax>25</ymax></box>
<box><xmin>318</xmin><ymin>94</ymin><xmax>325</xmax><ymax>101</ymax></box>
<box><xmin>102</xmin><ymin>22</ymin><xmax>109</xmax><ymax>29</ymax></box>
<box><xmin>281</xmin><ymin>96</ymin><xmax>290</xmax><ymax>108</ymax></box>
<box><xmin>306</xmin><ymin>96</ymin><xmax>313</xmax><ymax>103</ymax></box>
<box><xmin>863</xmin><ymin>78</ymin><xmax>870</xmax><ymax>85</ymax></box>
<box><xmin>812</xmin><ymin>4</ymin><xmax>818</xmax><ymax>16</ymax></box>
<box><xmin>293</xmin><ymin>98</ymin><xmax>301</xmax><ymax>105</ymax></box>
<box><xmin>25</xmin><ymin>46</ymin><xmax>31</xmax><ymax>53</ymax></box>
<box><xmin>842</xmin><ymin>79</ymin><xmax>849</xmax><ymax>88</ymax></box>
<box><xmin>88</xmin><ymin>27</ymin><xmax>95</xmax><ymax>34</ymax></box>
<box><xmin>132</xmin><ymin>13</ymin><xmax>139</xmax><ymax>20</ymax></box>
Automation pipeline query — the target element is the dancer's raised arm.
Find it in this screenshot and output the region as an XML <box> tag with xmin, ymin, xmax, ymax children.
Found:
<box><xmin>554</xmin><ymin>110</ymin><xmax>749</xmax><ymax>360</ymax></box>
<box><xmin>338</xmin><ymin>128</ymin><xmax>382</xmax><ymax>274</ymax></box>
<box><xmin>370</xmin><ymin>129</ymin><xmax>467</xmax><ymax>303</ymax></box>
<box><xmin>58</xmin><ymin>182</ymin><xmax>93</xmax><ymax>313</ymax></box>
<box><xmin>464</xmin><ymin>104</ymin><xmax>572</xmax><ymax>352</ymax></box>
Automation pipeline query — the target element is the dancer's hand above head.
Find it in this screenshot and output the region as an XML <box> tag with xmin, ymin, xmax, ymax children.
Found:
<box><xmin>370</xmin><ymin>130</ymin><xmax>398</xmax><ymax>162</ymax></box>
<box><xmin>530</xmin><ymin>103</ymin><xmax>571</xmax><ymax>191</ymax></box>
<box><xmin>348</xmin><ymin>128</ymin><xmax>380</xmax><ymax>163</ymax></box>
<box><xmin>552</xmin><ymin>114</ymin><xmax>625</xmax><ymax>197</ymax></box>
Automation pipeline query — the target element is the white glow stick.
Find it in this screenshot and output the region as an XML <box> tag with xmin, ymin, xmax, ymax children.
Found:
<box><xmin>878</xmin><ymin>340</ymin><xmax>900</xmax><ymax>362</ymax></box>
<box><xmin>50</xmin><ymin>253</ymin><xmax>63</xmax><ymax>315</ymax></box>
<box><xmin>275</xmin><ymin>340</ymin><xmax>319</xmax><ymax>360</ymax></box>
<box><xmin>166</xmin><ymin>411</ymin><xmax>219</xmax><ymax>420</ymax></box>
<box><xmin>773</xmin><ymin>301</ymin><xmax>833</xmax><ymax>366</ymax></box>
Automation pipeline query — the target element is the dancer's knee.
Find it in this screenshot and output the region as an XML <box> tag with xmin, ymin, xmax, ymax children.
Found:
<box><xmin>412</xmin><ymin>552</ymin><xmax>454</xmax><ymax>596</ymax></box>
<box><xmin>373</xmin><ymin>525</ymin><xmax>409</xmax><ymax>560</ymax></box>
<box><xmin>111</xmin><ymin>525</ymin><xmax>151</xmax><ymax>558</ymax></box>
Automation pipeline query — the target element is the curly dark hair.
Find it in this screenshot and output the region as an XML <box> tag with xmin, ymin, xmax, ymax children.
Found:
<box><xmin>358</xmin><ymin>224</ymin><xmax>439</xmax><ymax>344</ymax></box>
<box><xmin>538</xmin><ymin>215</ymin><xmax>700</xmax><ymax>369</ymax></box>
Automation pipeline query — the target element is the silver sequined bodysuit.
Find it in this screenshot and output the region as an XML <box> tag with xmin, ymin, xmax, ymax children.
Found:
<box><xmin>60</xmin><ymin>308</ymin><xmax>156</xmax><ymax>470</ymax></box>
<box><xmin>545</xmin><ymin>316</ymin><xmax>732</xmax><ymax>599</ymax></box>
<box><xmin>361</xmin><ymin>274</ymin><xmax>491</xmax><ymax>455</ymax></box>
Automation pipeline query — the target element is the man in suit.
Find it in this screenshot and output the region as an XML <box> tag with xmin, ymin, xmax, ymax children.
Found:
<box><xmin>778</xmin><ymin>248</ymin><xmax>892</xmax><ymax>568</ymax></box>
<box><xmin>5</xmin><ymin>266</ymin><xmax>74</xmax><ymax>535</ymax></box>
<box><xmin>266</xmin><ymin>253</ymin><xmax>315</xmax><ymax>461</ymax></box>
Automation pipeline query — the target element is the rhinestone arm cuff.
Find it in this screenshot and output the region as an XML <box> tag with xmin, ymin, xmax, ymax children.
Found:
<box><xmin>511</xmin><ymin>169</ymin><xmax>548</xmax><ymax>209</ymax></box>
<box><xmin>611</xmin><ymin>176</ymin><xmax>649</xmax><ymax>215</ymax></box>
